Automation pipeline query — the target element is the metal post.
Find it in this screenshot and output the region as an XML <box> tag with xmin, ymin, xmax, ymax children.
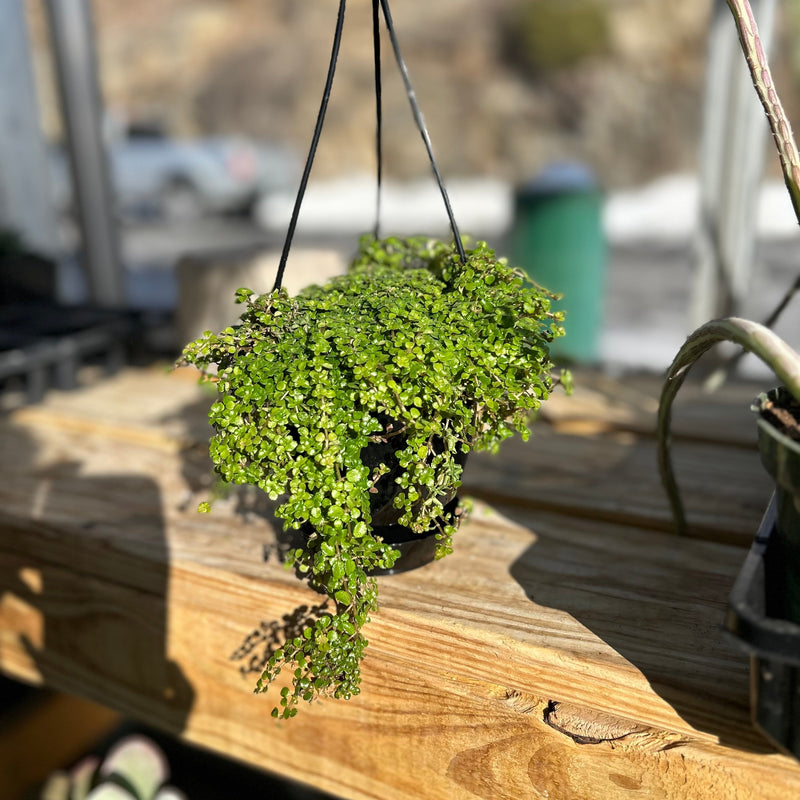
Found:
<box><xmin>0</xmin><ymin>2</ymin><xmax>60</xmax><ymax>257</ymax></box>
<box><xmin>691</xmin><ymin>0</ymin><xmax>776</xmax><ymax>327</ymax></box>
<box><xmin>44</xmin><ymin>0</ymin><xmax>124</xmax><ymax>307</ymax></box>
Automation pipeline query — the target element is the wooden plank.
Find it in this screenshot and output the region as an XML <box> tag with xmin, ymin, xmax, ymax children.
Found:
<box><xmin>0</xmin><ymin>367</ymin><xmax>795</xmax><ymax>797</ymax></box>
<box><xmin>541</xmin><ymin>370</ymin><xmax>767</xmax><ymax>447</ymax></box>
<box><xmin>466</xmin><ymin>425</ymin><xmax>771</xmax><ymax>546</ymax></box>
<box><xmin>13</xmin><ymin>367</ymin><xmax>766</xmax><ymax>449</ymax></box>
<box><xmin>4</xmin><ymin>368</ymin><xmax>772</xmax><ymax>547</ymax></box>
<box><xmin>0</xmin><ymin>485</ymin><xmax>750</xmax><ymax>739</ymax></box>
<box><xmin>7</xmin><ymin>366</ymin><xmax>212</xmax><ymax>454</ymax></box>
<box><xmin>2</xmin><ymin>502</ymin><xmax>799</xmax><ymax>799</ymax></box>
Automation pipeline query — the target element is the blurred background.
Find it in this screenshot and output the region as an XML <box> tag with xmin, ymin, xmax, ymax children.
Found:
<box><xmin>3</xmin><ymin>0</ymin><xmax>800</xmax><ymax>383</ymax></box>
<box><xmin>4</xmin><ymin>1</ymin><xmax>800</xmax><ymax>796</ymax></box>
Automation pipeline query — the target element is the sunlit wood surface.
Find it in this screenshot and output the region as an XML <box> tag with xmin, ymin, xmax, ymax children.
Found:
<box><xmin>1</xmin><ymin>366</ymin><xmax>798</xmax><ymax>799</ymax></box>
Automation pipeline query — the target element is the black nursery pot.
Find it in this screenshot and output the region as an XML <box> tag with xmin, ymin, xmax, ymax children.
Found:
<box><xmin>302</xmin><ymin>491</ymin><xmax>464</xmax><ymax>577</ymax></box>
<box><xmin>359</xmin><ymin>425</ymin><xmax>468</xmax><ymax>576</ymax></box>
<box><xmin>302</xmin><ymin>431</ymin><xmax>468</xmax><ymax>577</ymax></box>
<box><xmin>725</xmin><ymin>388</ymin><xmax>800</xmax><ymax>760</ymax></box>
<box><xmin>725</xmin><ymin>499</ymin><xmax>800</xmax><ymax>760</ymax></box>
<box><xmin>754</xmin><ymin>388</ymin><xmax>800</xmax><ymax>623</ymax></box>
<box><xmin>369</xmin><ymin>492</ymin><xmax>463</xmax><ymax>576</ymax></box>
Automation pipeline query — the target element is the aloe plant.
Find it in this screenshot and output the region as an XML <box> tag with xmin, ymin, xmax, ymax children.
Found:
<box><xmin>659</xmin><ymin>319</ymin><xmax>800</xmax><ymax>535</ymax></box>
<box><xmin>725</xmin><ymin>0</ymin><xmax>800</xmax><ymax>220</ymax></box>
<box><xmin>658</xmin><ymin>0</ymin><xmax>800</xmax><ymax>533</ymax></box>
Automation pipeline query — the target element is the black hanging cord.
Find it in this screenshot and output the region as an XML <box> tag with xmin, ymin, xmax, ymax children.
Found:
<box><xmin>372</xmin><ymin>0</ymin><xmax>383</xmax><ymax>239</ymax></box>
<box><xmin>272</xmin><ymin>0</ymin><xmax>347</xmax><ymax>293</ymax></box>
<box><xmin>378</xmin><ymin>0</ymin><xmax>466</xmax><ymax>263</ymax></box>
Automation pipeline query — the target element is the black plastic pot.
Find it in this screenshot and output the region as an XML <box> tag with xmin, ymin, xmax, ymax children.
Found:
<box><xmin>753</xmin><ymin>388</ymin><xmax>800</xmax><ymax>623</ymax></box>
<box><xmin>725</xmin><ymin>388</ymin><xmax>800</xmax><ymax>759</ymax></box>
<box><xmin>364</xmin><ymin>431</ymin><xmax>467</xmax><ymax>575</ymax></box>
<box><xmin>725</xmin><ymin>498</ymin><xmax>800</xmax><ymax>759</ymax></box>
<box><xmin>302</xmin><ymin>492</ymin><xmax>463</xmax><ymax>577</ymax></box>
<box><xmin>303</xmin><ymin>429</ymin><xmax>468</xmax><ymax>576</ymax></box>
<box><xmin>364</xmin><ymin>494</ymin><xmax>461</xmax><ymax>576</ymax></box>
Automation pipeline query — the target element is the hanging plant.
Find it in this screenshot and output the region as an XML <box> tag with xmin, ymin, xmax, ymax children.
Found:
<box><xmin>183</xmin><ymin>235</ymin><xmax>565</xmax><ymax>716</ymax></box>
<box><xmin>181</xmin><ymin>0</ymin><xmax>568</xmax><ymax>718</ymax></box>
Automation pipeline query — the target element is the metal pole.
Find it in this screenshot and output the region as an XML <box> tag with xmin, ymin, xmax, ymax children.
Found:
<box><xmin>0</xmin><ymin>2</ymin><xmax>60</xmax><ymax>257</ymax></box>
<box><xmin>44</xmin><ymin>0</ymin><xmax>124</xmax><ymax>307</ymax></box>
<box><xmin>691</xmin><ymin>0</ymin><xmax>776</xmax><ymax>327</ymax></box>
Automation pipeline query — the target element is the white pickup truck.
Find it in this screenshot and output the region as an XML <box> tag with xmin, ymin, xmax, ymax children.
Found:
<box><xmin>51</xmin><ymin>122</ymin><xmax>299</xmax><ymax>222</ymax></box>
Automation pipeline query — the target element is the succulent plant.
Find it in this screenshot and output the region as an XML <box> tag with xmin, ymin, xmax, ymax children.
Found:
<box><xmin>38</xmin><ymin>736</ymin><xmax>184</xmax><ymax>800</ymax></box>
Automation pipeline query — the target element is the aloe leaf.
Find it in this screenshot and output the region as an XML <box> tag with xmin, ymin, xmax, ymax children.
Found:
<box><xmin>98</xmin><ymin>736</ymin><xmax>169</xmax><ymax>800</ymax></box>
<box><xmin>726</xmin><ymin>0</ymin><xmax>800</xmax><ymax>223</ymax></box>
<box><xmin>70</xmin><ymin>756</ymin><xmax>102</xmax><ymax>800</ymax></box>
<box><xmin>153</xmin><ymin>789</ymin><xmax>187</xmax><ymax>800</ymax></box>
<box><xmin>39</xmin><ymin>772</ymin><xmax>71</xmax><ymax>800</ymax></box>
<box><xmin>84</xmin><ymin>786</ymin><xmax>137</xmax><ymax>800</ymax></box>
<box><xmin>658</xmin><ymin>318</ymin><xmax>800</xmax><ymax>535</ymax></box>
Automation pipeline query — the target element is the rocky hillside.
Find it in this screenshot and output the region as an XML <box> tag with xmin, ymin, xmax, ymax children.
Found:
<box><xmin>26</xmin><ymin>0</ymin><xmax>800</xmax><ymax>187</ymax></box>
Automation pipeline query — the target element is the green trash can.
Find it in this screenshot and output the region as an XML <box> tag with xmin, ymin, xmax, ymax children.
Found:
<box><xmin>508</xmin><ymin>163</ymin><xmax>606</xmax><ymax>363</ymax></box>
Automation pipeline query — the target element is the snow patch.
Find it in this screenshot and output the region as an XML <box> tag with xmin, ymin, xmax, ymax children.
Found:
<box><xmin>258</xmin><ymin>171</ymin><xmax>800</xmax><ymax>245</ymax></box>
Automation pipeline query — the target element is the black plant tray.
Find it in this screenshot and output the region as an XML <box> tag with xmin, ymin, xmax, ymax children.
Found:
<box><xmin>725</xmin><ymin>496</ymin><xmax>800</xmax><ymax>760</ymax></box>
<box><xmin>0</xmin><ymin>303</ymin><xmax>135</xmax><ymax>405</ymax></box>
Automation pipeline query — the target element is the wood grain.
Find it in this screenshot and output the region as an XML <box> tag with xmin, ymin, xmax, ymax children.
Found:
<box><xmin>2</xmin><ymin>511</ymin><xmax>799</xmax><ymax>799</ymax></box>
<box><xmin>0</xmin><ymin>368</ymin><xmax>797</xmax><ymax>799</ymax></box>
<box><xmin>542</xmin><ymin>369</ymin><xmax>766</xmax><ymax>446</ymax></box>
<box><xmin>466</xmin><ymin>426</ymin><xmax>772</xmax><ymax>545</ymax></box>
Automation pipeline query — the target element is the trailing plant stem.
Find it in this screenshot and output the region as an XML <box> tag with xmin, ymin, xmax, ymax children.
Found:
<box><xmin>658</xmin><ymin>318</ymin><xmax>800</xmax><ymax>535</ymax></box>
<box><xmin>726</xmin><ymin>0</ymin><xmax>800</xmax><ymax>224</ymax></box>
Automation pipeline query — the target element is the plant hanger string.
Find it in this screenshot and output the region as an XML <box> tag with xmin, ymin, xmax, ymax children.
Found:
<box><xmin>372</xmin><ymin>0</ymin><xmax>383</xmax><ymax>239</ymax></box>
<box><xmin>376</xmin><ymin>0</ymin><xmax>466</xmax><ymax>263</ymax></box>
<box><xmin>273</xmin><ymin>0</ymin><xmax>347</xmax><ymax>293</ymax></box>
<box><xmin>274</xmin><ymin>0</ymin><xmax>466</xmax><ymax>292</ymax></box>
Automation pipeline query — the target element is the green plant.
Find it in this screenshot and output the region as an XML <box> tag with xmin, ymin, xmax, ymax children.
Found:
<box><xmin>507</xmin><ymin>0</ymin><xmax>611</xmax><ymax>75</ymax></box>
<box><xmin>658</xmin><ymin>0</ymin><xmax>800</xmax><ymax>532</ymax></box>
<box><xmin>182</xmin><ymin>234</ymin><xmax>566</xmax><ymax>717</ymax></box>
<box><xmin>659</xmin><ymin>318</ymin><xmax>800</xmax><ymax>534</ymax></box>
